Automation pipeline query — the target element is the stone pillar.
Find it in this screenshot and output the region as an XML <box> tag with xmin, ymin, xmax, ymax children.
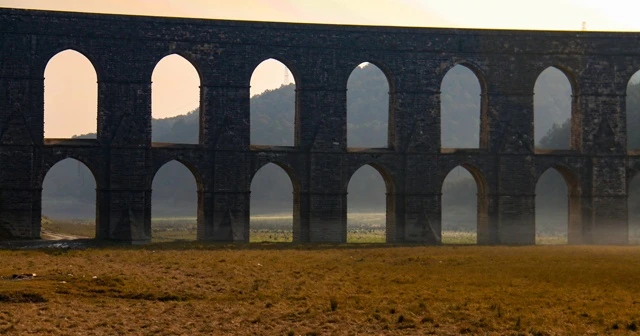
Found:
<box><xmin>587</xmin><ymin>161</ymin><xmax>627</xmax><ymax>244</ymax></box>
<box><xmin>196</xmin><ymin>190</ymin><xmax>214</xmax><ymax>240</ymax></box>
<box><xmin>391</xmin><ymin>84</ymin><xmax>442</xmax><ymax>243</ymax></box>
<box><xmin>385</xmin><ymin>190</ymin><xmax>403</xmax><ymax>243</ymax></box>
<box><xmin>402</xmin><ymin>192</ymin><xmax>441</xmax><ymax>244</ymax></box>
<box><xmin>305</xmin><ymin>152</ymin><xmax>346</xmax><ymax>242</ymax></box>
<box><xmin>487</xmin><ymin>88</ymin><xmax>537</xmax><ymax>244</ymax></box>
<box><xmin>302</xmin><ymin>190</ymin><xmax>347</xmax><ymax>243</ymax></box>
<box><xmin>403</xmin><ymin>156</ymin><xmax>441</xmax><ymax>244</ymax></box>
<box><xmin>296</xmin><ymin>77</ymin><xmax>347</xmax><ymax>242</ymax></box>
<box><xmin>292</xmin><ymin>186</ymin><xmax>309</xmax><ymax>242</ymax></box>
<box><xmin>567</xmin><ymin>192</ymin><xmax>585</xmax><ymax>244</ymax></box>
<box><xmin>0</xmin><ymin>70</ymin><xmax>44</xmax><ymax>238</ymax></box>
<box><xmin>97</xmin><ymin>79</ymin><xmax>152</xmax><ymax>243</ymax></box>
<box><xmin>201</xmin><ymin>82</ymin><xmax>251</xmax><ymax>242</ymax></box>
<box><xmin>392</xmin><ymin>90</ymin><xmax>441</xmax><ymax>152</ymax></box>
<box><xmin>579</xmin><ymin>85</ymin><xmax>628</xmax><ymax>244</ymax></box>
<box><xmin>477</xmin><ymin>190</ymin><xmax>500</xmax><ymax>245</ymax></box>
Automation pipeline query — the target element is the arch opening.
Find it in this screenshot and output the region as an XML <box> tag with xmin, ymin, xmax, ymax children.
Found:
<box><xmin>151</xmin><ymin>54</ymin><xmax>201</xmax><ymax>144</ymax></box>
<box><xmin>347</xmin><ymin>63</ymin><xmax>390</xmax><ymax>148</ymax></box>
<box><xmin>441</xmin><ymin>165</ymin><xmax>488</xmax><ymax>244</ymax></box>
<box><xmin>626</xmin><ymin>71</ymin><xmax>640</xmax><ymax>151</ymax></box>
<box><xmin>250</xmin><ymin>163</ymin><xmax>296</xmax><ymax>242</ymax></box>
<box><xmin>250</xmin><ymin>58</ymin><xmax>296</xmax><ymax>146</ymax></box>
<box><xmin>44</xmin><ymin>49</ymin><xmax>98</xmax><ymax>139</ymax></box>
<box><xmin>41</xmin><ymin>158</ymin><xmax>97</xmax><ymax>239</ymax></box>
<box><xmin>534</xmin><ymin>67</ymin><xmax>574</xmax><ymax>150</ymax></box>
<box><xmin>535</xmin><ymin>166</ymin><xmax>582</xmax><ymax>244</ymax></box>
<box><xmin>440</xmin><ymin>64</ymin><xmax>484</xmax><ymax>149</ymax></box>
<box><xmin>347</xmin><ymin>164</ymin><xmax>393</xmax><ymax>243</ymax></box>
<box><xmin>151</xmin><ymin>160</ymin><xmax>199</xmax><ymax>242</ymax></box>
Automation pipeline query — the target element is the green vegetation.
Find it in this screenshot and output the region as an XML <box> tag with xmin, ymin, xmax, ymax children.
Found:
<box><xmin>2</xmin><ymin>245</ymin><xmax>640</xmax><ymax>335</ymax></box>
<box><xmin>42</xmin><ymin>215</ymin><xmax>579</xmax><ymax>245</ymax></box>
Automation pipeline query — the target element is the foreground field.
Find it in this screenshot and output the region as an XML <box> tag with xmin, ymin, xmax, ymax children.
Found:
<box><xmin>2</xmin><ymin>245</ymin><xmax>640</xmax><ymax>335</ymax></box>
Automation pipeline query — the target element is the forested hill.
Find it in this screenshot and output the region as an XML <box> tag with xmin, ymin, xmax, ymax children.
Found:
<box><xmin>43</xmin><ymin>64</ymin><xmax>580</xmax><ymax>218</ymax></box>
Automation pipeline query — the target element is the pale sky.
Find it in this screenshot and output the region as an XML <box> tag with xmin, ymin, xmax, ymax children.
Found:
<box><xmin>2</xmin><ymin>0</ymin><xmax>640</xmax><ymax>138</ymax></box>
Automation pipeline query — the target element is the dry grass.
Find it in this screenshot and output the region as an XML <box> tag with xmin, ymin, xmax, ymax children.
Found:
<box><xmin>2</xmin><ymin>245</ymin><xmax>640</xmax><ymax>335</ymax></box>
<box><xmin>41</xmin><ymin>217</ymin><xmax>94</xmax><ymax>238</ymax></box>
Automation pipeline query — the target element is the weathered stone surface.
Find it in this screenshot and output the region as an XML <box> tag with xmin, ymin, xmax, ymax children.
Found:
<box><xmin>0</xmin><ymin>8</ymin><xmax>637</xmax><ymax>244</ymax></box>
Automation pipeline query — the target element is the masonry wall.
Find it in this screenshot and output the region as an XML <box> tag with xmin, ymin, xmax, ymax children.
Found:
<box><xmin>0</xmin><ymin>8</ymin><xmax>639</xmax><ymax>244</ymax></box>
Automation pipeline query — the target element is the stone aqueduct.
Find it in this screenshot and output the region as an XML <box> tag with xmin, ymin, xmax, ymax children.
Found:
<box><xmin>1</xmin><ymin>8</ymin><xmax>640</xmax><ymax>244</ymax></box>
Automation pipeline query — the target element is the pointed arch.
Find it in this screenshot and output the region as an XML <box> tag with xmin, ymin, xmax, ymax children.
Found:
<box><xmin>440</xmin><ymin>164</ymin><xmax>489</xmax><ymax>244</ymax></box>
<box><xmin>535</xmin><ymin>165</ymin><xmax>582</xmax><ymax>244</ymax></box>
<box><xmin>626</xmin><ymin>70</ymin><xmax>640</xmax><ymax>150</ymax></box>
<box><xmin>250</xmin><ymin>58</ymin><xmax>297</xmax><ymax>146</ymax></box>
<box><xmin>346</xmin><ymin>163</ymin><xmax>395</xmax><ymax>243</ymax></box>
<box><xmin>250</xmin><ymin>162</ymin><xmax>298</xmax><ymax>242</ymax></box>
<box><xmin>151</xmin><ymin>54</ymin><xmax>201</xmax><ymax>144</ymax></box>
<box><xmin>44</xmin><ymin>49</ymin><xmax>98</xmax><ymax>139</ymax></box>
<box><xmin>347</xmin><ymin>62</ymin><xmax>391</xmax><ymax>148</ymax></box>
<box><xmin>534</xmin><ymin>66</ymin><xmax>576</xmax><ymax>150</ymax></box>
<box><xmin>41</xmin><ymin>158</ymin><xmax>97</xmax><ymax>239</ymax></box>
<box><xmin>151</xmin><ymin>160</ymin><xmax>200</xmax><ymax>241</ymax></box>
<box><xmin>440</xmin><ymin>64</ymin><xmax>486</xmax><ymax>149</ymax></box>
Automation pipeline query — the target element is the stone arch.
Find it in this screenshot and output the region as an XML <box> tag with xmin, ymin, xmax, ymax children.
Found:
<box><xmin>439</xmin><ymin>62</ymin><xmax>489</xmax><ymax>149</ymax></box>
<box><xmin>438</xmin><ymin>61</ymin><xmax>489</xmax><ymax>93</ymax></box>
<box><xmin>151</xmin><ymin>158</ymin><xmax>204</xmax><ymax>191</ymax></box>
<box><xmin>41</xmin><ymin>157</ymin><xmax>98</xmax><ymax>238</ymax></box>
<box><xmin>346</xmin><ymin>162</ymin><xmax>396</xmax><ymax>243</ymax></box>
<box><xmin>249</xmin><ymin>58</ymin><xmax>297</xmax><ymax>146</ymax></box>
<box><xmin>151</xmin><ymin>52</ymin><xmax>204</xmax><ymax>82</ymax></box>
<box><xmin>250</xmin><ymin>160</ymin><xmax>300</xmax><ymax>192</ymax></box>
<box><xmin>41</xmin><ymin>155</ymin><xmax>100</xmax><ymax>188</ymax></box>
<box><xmin>43</xmin><ymin>49</ymin><xmax>98</xmax><ymax>138</ymax></box>
<box><xmin>249</xmin><ymin>161</ymin><xmax>300</xmax><ymax>242</ymax></box>
<box><xmin>440</xmin><ymin>163</ymin><xmax>490</xmax><ymax>244</ymax></box>
<box><xmin>151</xmin><ymin>54</ymin><xmax>201</xmax><ymax>144</ymax></box>
<box><xmin>534</xmin><ymin>164</ymin><xmax>583</xmax><ymax>244</ymax></box>
<box><xmin>346</xmin><ymin>61</ymin><xmax>393</xmax><ymax>148</ymax></box>
<box><xmin>150</xmin><ymin>159</ymin><xmax>201</xmax><ymax>241</ymax></box>
<box><xmin>343</xmin><ymin>59</ymin><xmax>396</xmax><ymax>91</ymax></box>
<box><xmin>534</xmin><ymin>164</ymin><xmax>581</xmax><ymax>195</ymax></box>
<box><xmin>533</xmin><ymin>66</ymin><xmax>578</xmax><ymax>150</ymax></box>
<box><xmin>248</xmin><ymin>56</ymin><xmax>301</xmax><ymax>90</ymax></box>
<box><xmin>625</xmin><ymin>70</ymin><xmax>640</xmax><ymax>150</ymax></box>
<box><xmin>345</xmin><ymin>161</ymin><xmax>396</xmax><ymax>195</ymax></box>
<box><xmin>40</xmin><ymin>47</ymin><xmax>102</xmax><ymax>80</ymax></box>
<box><xmin>440</xmin><ymin>60</ymin><xmax>489</xmax><ymax>149</ymax></box>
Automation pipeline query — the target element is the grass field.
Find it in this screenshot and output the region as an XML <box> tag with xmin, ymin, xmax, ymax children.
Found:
<box><xmin>4</xmin><ymin>215</ymin><xmax>640</xmax><ymax>334</ymax></box>
<box><xmin>2</xmin><ymin>245</ymin><xmax>640</xmax><ymax>335</ymax></box>
<box><xmin>41</xmin><ymin>213</ymin><xmax>589</xmax><ymax>245</ymax></box>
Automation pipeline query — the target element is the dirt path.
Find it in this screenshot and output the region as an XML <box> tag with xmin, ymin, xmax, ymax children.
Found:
<box><xmin>40</xmin><ymin>228</ymin><xmax>86</xmax><ymax>241</ymax></box>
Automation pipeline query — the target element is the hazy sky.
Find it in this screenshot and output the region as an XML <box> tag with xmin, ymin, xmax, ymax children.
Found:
<box><xmin>2</xmin><ymin>0</ymin><xmax>640</xmax><ymax>137</ymax></box>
